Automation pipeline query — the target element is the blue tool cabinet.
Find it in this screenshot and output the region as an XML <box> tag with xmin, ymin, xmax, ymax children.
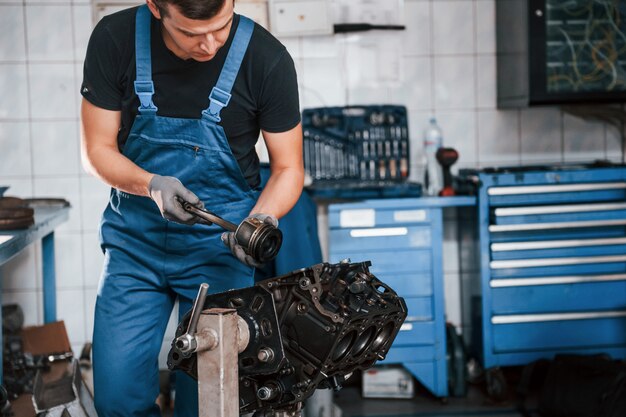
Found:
<box><xmin>328</xmin><ymin>197</ymin><xmax>473</xmax><ymax>397</ymax></box>
<box><xmin>473</xmin><ymin>166</ymin><xmax>626</xmax><ymax>371</ymax></box>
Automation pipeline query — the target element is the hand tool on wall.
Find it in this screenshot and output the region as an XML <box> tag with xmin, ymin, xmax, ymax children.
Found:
<box><xmin>333</xmin><ymin>23</ymin><xmax>406</xmax><ymax>33</ymax></box>
<box><xmin>179</xmin><ymin>199</ymin><xmax>282</xmax><ymax>264</ymax></box>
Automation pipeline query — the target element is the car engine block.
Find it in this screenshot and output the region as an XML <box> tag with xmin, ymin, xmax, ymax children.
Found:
<box><xmin>168</xmin><ymin>260</ymin><xmax>407</xmax><ymax>415</ymax></box>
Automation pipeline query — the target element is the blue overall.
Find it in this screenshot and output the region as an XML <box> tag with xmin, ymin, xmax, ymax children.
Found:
<box><xmin>93</xmin><ymin>6</ymin><xmax>257</xmax><ymax>416</ymax></box>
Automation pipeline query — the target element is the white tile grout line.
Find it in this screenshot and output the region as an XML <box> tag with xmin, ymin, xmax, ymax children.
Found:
<box><xmin>20</xmin><ymin>1</ymin><xmax>44</xmax><ymax>323</ymax></box>
<box><xmin>560</xmin><ymin>107</ymin><xmax>565</xmax><ymax>162</ymax></box>
<box><xmin>20</xmin><ymin>1</ymin><xmax>34</xmax><ymax>196</ymax></box>
<box><xmin>428</xmin><ymin>0</ymin><xmax>435</xmax><ymax>116</ymax></box>
<box><xmin>472</xmin><ymin>0</ymin><xmax>480</xmax><ymax>166</ymax></box>
<box><xmin>517</xmin><ymin>108</ymin><xmax>522</xmax><ymax>165</ymax></box>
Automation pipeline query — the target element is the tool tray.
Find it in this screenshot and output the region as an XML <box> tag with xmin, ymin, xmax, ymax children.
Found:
<box><xmin>302</xmin><ymin>105</ymin><xmax>411</xmax><ymax>184</ymax></box>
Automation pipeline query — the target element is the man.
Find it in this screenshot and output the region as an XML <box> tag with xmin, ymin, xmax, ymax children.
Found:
<box><xmin>79</xmin><ymin>0</ymin><xmax>303</xmax><ymax>415</ymax></box>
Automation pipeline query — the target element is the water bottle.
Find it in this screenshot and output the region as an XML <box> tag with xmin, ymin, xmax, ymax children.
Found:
<box><xmin>422</xmin><ymin>117</ymin><xmax>443</xmax><ymax>196</ymax></box>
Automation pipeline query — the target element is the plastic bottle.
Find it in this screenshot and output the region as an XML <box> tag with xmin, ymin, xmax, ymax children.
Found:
<box><xmin>422</xmin><ymin>117</ymin><xmax>443</xmax><ymax>196</ymax></box>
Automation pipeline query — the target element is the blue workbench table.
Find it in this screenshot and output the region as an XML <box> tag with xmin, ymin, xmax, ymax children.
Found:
<box><xmin>0</xmin><ymin>206</ymin><xmax>70</xmax><ymax>379</ymax></box>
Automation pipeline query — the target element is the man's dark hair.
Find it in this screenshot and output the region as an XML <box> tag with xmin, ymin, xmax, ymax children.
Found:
<box><xmin>152</xmin><ymin>0</ymin><xmax>228</xmax><ymax>20</ymax></box>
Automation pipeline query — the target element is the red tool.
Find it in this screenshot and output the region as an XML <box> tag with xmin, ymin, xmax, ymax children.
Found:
<box><xmin>436</xmin><ymin>147</ymin><xmax>459</xmax><ymax>196</ymax></box>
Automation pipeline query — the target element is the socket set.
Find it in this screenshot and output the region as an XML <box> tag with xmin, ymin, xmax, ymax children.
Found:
<box><xmin>302</xmin><ymin>105</ymin><xmax>410</xmax><ymax>183</ymax></box>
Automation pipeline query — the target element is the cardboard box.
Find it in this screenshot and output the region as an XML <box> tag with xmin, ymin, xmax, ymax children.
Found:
<box><xmin>10</xmin><ymin>321</ymin><xmax>74</xmax><ymax>417</ymax></box>
<box><xmin>21</xmin><ymin>321</ymin><xmax>72</xmax><ymax>356</ymax></box>
<box><xmin>362</xmin><ymin>366</ymin><xmax>415</xmax><ymax>399</ymax></box>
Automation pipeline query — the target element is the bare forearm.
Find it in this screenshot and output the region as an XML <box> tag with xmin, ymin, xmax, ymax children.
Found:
<box><xmin>80</xmin><ymin>99</ymin><xmax>154</xmax><ymax>197</ymax></box>
<box><xmin>82</xmin><ymin>144</ymin><xmax>153</xmax><ymax>197</ymax></box>
<box><xmin>251</xmin><ymin>167</ymin><xmax>304</xmax><ymax>219</ymax></box>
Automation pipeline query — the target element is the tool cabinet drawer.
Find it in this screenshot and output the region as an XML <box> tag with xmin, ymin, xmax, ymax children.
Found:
<box><xmin>385</xmin><ymin>345</ymin><xmax>437</xmax><ymax>363</ymax></box>
<box><xmin>489</xmin><ymin>260</ymin><xmax>626</xmax><ymax>279</ymax></box>
<box><xmin>404</xmin><ymin>297</ymin><xmax>433</xmax><ymax>321</ymax></box>
<box><xmin>393</xmin><ymin>321</ymin><xmax>435</xmax><ymax>346</ymax></box>
<box><xmin>329</xmin><ymin>226</ymin><xmax>431</xmax><ymax>251</ymax></box>
<box><xmin>490</xmin><ymin>226</ymin><xmax>626</xmax><ymax>243</ymax></box>
<box><xmin>371</xmin><ymin>272</ymin><xmax>433</xmax><ymax>297</ymax></box>
<box><xmin>330</xmin><ymin>249</ymin><xmax>432</xmax><ymax>274</ymax></box>
<box><xmin>489</xmin><ymin>219</ymin><xmax>626</xmax><ymax>233</ymax></box>
<box><xmin>490</xmin><ymin>279</ymin><xmax>626</xmax><ymax>315</ymax></box>
<box><xmin>487</xmin><ymin>181</ymin><xmax>626</xmax><ymax>207</ymax></box>
<box><xmin>490</xmin><ymin>237</ymin><xmax>626</xmax><ymax>261</ymax></box>
<box><xmin>329</xmin><ymin>206</ymin><xmax>432</xmax><ymax>228</ymax></box>
<box><xmin>491</xmin><ymin>202</ymin><xmax>626</xmax><ymax>226</ymax></box>
<box><xmin>489</xmin><ymin>190</ymin><xmax>626</xmax><ymax>206</ymax></box>
<box><xmin>492</xmin><ymin>315</ymin><xmax>626</xmax><ymax>352</ymax></box>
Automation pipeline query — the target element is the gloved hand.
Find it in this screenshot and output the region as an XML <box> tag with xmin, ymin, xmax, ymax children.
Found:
<box><xmin>221</xmin><ymin>213</ymin><xmax>278</xmax><ymax>267</ymax></box>
<box><xmin>148</xmin><ymin>175</ymin><xmax>204</xmax><ymax>225</ymax></box>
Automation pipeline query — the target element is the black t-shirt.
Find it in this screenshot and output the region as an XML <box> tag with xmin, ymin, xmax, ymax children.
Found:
<box><xmin>81</xmin><ymin>6</ymin><xmax>300</xmax><ymax>188</ymax></box>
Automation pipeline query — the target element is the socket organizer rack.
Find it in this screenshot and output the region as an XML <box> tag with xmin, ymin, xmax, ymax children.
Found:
<box><xmin>303</xmin><ymin>105</ymin><xmax>411</xmax><ymax>181</ymax></box>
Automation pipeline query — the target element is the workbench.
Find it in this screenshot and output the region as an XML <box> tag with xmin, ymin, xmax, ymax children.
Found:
<box><xmin>0</xmin><ymin>205</ymin><xmax>70</xmax><ymax>379</ymax></box>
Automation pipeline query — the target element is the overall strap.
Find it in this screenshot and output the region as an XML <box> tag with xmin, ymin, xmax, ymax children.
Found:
<box><xmin>134</xmin><ymin>5</ymin><xmax>158</xmax><ymax>113</ymax></box>
<box><xmin>202</xmin><ymin>16</ymin><xmax>254</xmax><ymax>122</ymax></box>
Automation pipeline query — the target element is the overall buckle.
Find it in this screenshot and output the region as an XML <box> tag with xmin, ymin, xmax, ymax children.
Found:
<box><xmin>202</xmin><ymin>87</ymin><xmax>232</xmax><ymax>122</ymax></box>
<box><xmin>134</xmin><ymin>80</ymin><xmax>158</xmax><ymax>112</ymax></box>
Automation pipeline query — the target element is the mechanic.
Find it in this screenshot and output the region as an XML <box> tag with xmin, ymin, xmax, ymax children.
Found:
<box><xmin>79</xmin><ymin>0</ymin><xmax>303</xmax><ymax>415</ymax></box>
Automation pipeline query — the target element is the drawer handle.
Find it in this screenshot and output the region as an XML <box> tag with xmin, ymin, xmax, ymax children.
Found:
<box><xmin>350</xmin><ymin>227</ymin><xmax>408</xmax><ymax>238</ymax></box>
<box><xmin>494</xmin><ymin>202</ymin><xmax>626</xmax><ymax>216</ymax></box>
<box><xmin>404</xmin><ymin>315</ymin><xmax>431</xmax><ymax>322</ymax></box>
<box><xmin>488</xmin><ymin>182</ymin><xmax>626</xmax><ymax>196</ymax></box>
<box><xmin>491</xmin><ymin>237</ymin><xmax>626</xmax><ymax>251</ymax></box>
<box><xmin>490</xmin><ymin>273</ymin><xmax>626</xmax><ymax>287</ymax></box>
<box><xmin>490</xmin><ymin>255</ymin><xmax>626</xmax><ymax>269</ymax></box>
<box><xmin>492</xmin><ymin>311</ymin><xmax>626</xmax><ymax>324</ymax></box>
<box><xmin>489</xmin><ymin>219</ymin><xmax>626</xmax><ymax>232</ymax></box>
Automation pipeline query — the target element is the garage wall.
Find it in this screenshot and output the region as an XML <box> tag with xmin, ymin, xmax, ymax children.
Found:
<box><xmin>0</xmin><ymin>0</ymin><xmax>97</xmax><ymax>357</ymax></box>
<box><xmin>0</xmin><ymin>0</ymin><xmax>623</xmax><ymax>359</ymax></box>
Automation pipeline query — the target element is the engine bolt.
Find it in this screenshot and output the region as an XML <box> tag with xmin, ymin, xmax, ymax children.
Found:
<box><xmin>257</xmin><ymin>386</ymin><xmax>274</xmax><ymax>400</ymax></box>
<box><xmin>258</xmin><ymin>348</ymin><xmax>275</xmax><ymax>363</ymax></box>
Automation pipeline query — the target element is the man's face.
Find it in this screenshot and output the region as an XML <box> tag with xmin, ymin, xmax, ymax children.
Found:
<box><xmin>148</xmin><ymin>0</ymin><xmax>234</xmax><ymax>62</ymax></box>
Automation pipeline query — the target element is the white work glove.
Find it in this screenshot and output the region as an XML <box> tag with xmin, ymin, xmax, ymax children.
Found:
<box><xmin>148</xmin><ymin>175</ymin><xmax>203</xmax><ymax>225</ymax></box>
<box><xmin>221</xmin><ymin>213</ymin><xmax>278</xmax><ymax>267</ymax></box>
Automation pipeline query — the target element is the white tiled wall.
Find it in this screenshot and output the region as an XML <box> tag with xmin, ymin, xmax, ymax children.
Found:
<box><xmin>0</xmin><ymin>0</ymin><xmax>100</xmax><ymax>355</ymax></box>
<box><xmin>285</xmin><ymin>0</ymin><xmax>623</xmax><ymax>343</ymax></box>
<box><xmin>0</xmin><ymin>0</ymin><xmax>624</xmax><ymax>362</ymax></box>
